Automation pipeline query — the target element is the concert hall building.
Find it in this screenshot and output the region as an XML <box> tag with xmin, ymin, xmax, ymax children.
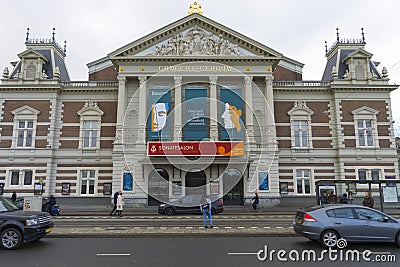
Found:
<box><xmin>0</xmin><ymin>11</ymin><xmax>398</xmax><ymax>207</ymax></box>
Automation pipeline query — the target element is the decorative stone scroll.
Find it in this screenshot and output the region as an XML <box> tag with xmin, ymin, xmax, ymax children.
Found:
<box><xmin>148</xmin><ymin>26</ymin><xmax>245</xmax><ymax>56</ymax></box>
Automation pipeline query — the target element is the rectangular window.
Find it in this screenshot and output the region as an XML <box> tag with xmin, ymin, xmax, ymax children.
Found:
<box><xmin>357</xmin><ymin>119</ymin><xmax>374</xmax><ymax>147</ymax></box>
<box><xmin>371</xmin><ymin>170</ymin><xmax>380</xmax><ymax>181</ymax></box>
<box><xmin>16</xmin><ymin>120</ymin><xmax>34</xmax><ymax>147</ymax></box>
<box><xmin>82</xmin><ymin>121</ymin><xmax>99</xmax><ymax>148</ymax></box>
<box><xmin>358</xmin><ymin>169</ymin><xmax>367</xmax><ymax>181</ymax></box>
<box><xmin>81</xmin><ymin>170</ymin><xmax>96</xmax><ymax>195</ymax></box>
<box><xmin>296</xmin><ymin>169</ymin><xmax>311</xmax><ymax>194</ymax></box>
<box><xmin>293</xmin><ymin>121</ymin><xmax>308</xmax><ymax>148</ymax></box>
<box><xmin>11</xmin><ymin>171</ymin><xmax>19</xmax><ymax>185</ymax></box>
<box><xmin>23</xmin><ymin>171</ymin><xmax>33</xmax><ymax>185</ymax></box>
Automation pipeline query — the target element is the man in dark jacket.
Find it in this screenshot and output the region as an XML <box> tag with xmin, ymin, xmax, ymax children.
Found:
<box><xmin>109</xmin><ymin>191</ymin><xmax>119</xmax><ymax>216</ymax></box>
<box><xmin>362</xmin><ymin>191</ymin><xmax>374</xmax><ymax>208</ymax></box>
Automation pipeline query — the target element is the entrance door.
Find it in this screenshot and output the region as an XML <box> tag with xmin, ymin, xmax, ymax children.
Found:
<box><xmin>148</xmin><ymin>168</ymin><xmax>169</xmax><ymax>206</ymax></box>
<box><xmin>223</xmin><ymin>169</ymin><xmax>244</xmax><ymax>205</ymax></box>
<box><xmin>185</xmin><ymin>170</ymin><xmax>206</xmax><ymax>197</ymax></box>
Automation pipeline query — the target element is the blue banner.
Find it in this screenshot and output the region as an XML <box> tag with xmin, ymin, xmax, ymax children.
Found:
<box><xmin>219</xmin><ymin>88</ymin><xmax>244</xmax><ymax>140</ymax></box>
<box><xmin>148</xmin><ymin>87</ymin><xmax>172</xmax><ymax>140</ymax></box>
<box><xmin>184</xmin><ymin>86</ymin><xmax>209</xmax><ymax>140</ymax></box>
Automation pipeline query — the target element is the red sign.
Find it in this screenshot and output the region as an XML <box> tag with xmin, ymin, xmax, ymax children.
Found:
<box><xmin>147</xmin><ymin>141</ymin><xmax>244</xmax><ymax>156</ymax></box>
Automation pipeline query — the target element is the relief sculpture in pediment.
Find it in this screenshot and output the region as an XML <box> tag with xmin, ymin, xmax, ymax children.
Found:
<box><xmin>148</xmin><ymin>26</ymin><xmax>246</xmax><ymax>56</ymax></box>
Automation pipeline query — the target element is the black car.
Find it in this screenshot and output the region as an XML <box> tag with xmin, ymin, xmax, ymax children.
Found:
<box><xmin>158</xmin><ymin>194</ymin><xmax>224</xmax><ymax>216</ymax></box>
<box><xmin>0</xmin><ymin>196</ymin><xmax>54</xmax><ymax>250</ymax></box>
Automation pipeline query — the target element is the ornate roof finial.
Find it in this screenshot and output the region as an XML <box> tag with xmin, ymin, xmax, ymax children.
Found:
<box><xmin>52</xmin><ymin>27</ymin><xmax>56</xmax><ymax>42</ymax></box>
<box><xmin>325</xmin><ymin>40</ymin><xmax>328</xmax><ymax>54</ymax></box>
<box><xmin>26</xmin><ymin>27</ymin><xmax>30</xmax><ymax>42</ymax></box>
<box><xmin>336</xmin><ymin>27</ymin><xmax>340</xmax><ymax>42</ymax></box>
<box><xmin>361</xmin><ymin>27</ymin><xmax>365</xmax><ymax>43</ymax></box>
<box><xmin>64</xmin><ymin>40</ymin><xmax>67</xmax><ymax>54</ymax></box>
<box><xmin>188</xmin><ymin>1</ymin><xmax>203</xmax><ymax>15</ymax></box>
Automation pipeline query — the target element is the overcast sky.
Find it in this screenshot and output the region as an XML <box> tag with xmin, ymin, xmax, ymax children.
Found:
<box><xmin>1</xmin><ymin>0</ymin><xmax>399</xmax><ymax>134</ymax></box>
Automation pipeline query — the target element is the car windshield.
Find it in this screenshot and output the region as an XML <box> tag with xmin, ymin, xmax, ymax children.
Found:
<box><xmin>0</xmin><ymin>197</ymin><xmax>19</xmax><ymax>212</ymax></box>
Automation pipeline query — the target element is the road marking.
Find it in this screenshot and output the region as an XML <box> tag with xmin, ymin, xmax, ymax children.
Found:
<box><xmin>97</xmin><ymin>254</ymin><xmax>131</xmax><ymax>256</ymax></box>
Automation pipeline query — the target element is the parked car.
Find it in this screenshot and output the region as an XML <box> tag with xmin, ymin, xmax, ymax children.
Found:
<box><xmin>158</xmin><ymin>194</ymin><xmax>224</xmax><ymax>216</ymax></box>
<box><xmin>0</xmin><ymin>196</ymin><xmax>54</xmax><ymax>250</ymax></box>
<box><xmin>294</xmin><ymin>204</ymin><xmax>400</xmax><ymax>247</ymax></box>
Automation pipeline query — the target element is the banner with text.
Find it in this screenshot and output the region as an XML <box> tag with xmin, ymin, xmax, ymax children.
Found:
<box><xmin>147</xmin><ymin>87</ymin><xmax>172</xmax><ymax>140</ymax></box>
<box><xmin>147</xmin><ymin>141</ymin><xmax>244</xmax><ymax>156</ymax></box>
<box><xmin>219</xmin><ymin>88</ymin><xmax>244</xmax><ymax>140</ymax></box>
<box><xmin>184</xmin><ymin>87</ymin><xmax>209</xmax><ymax>140</ymax></box>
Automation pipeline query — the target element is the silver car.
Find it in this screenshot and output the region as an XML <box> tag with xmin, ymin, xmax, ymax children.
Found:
<box><xmin>293</xmin><ymin>204</ymin><xmax>400</xmax><ymax>247</ymax></box>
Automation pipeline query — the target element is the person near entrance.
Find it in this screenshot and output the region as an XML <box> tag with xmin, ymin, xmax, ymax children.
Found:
<box><xmin>200</xmin><ymin>195</ymin><xmax>213</xmax><ymax>229</ymax></box>
<box><xmin>251</xmin><ymin>192</ymin><xmax>259</xmax><ymax>210</ymax></box>
<box><xmin>109</xmin><ymin>190</ymin><xmax>119</xmax><ymax>216</ymax></box>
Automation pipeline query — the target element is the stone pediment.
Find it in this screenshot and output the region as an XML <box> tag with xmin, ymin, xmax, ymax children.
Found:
<box><xmin>17</xmin><ymin>49</ymin><xmax>48</xmax><ymax>61</ymax></box>
<box><xmin>109</xmin><ymin>14</ymin><xmax>282</xmax><ymax>59</ymax></box>
<box><xmin>343</xmin><ymin>49</ymin><xmax>373</xmax><ymax>62</ymax></box>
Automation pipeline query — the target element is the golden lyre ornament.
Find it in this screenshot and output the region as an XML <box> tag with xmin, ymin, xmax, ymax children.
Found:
<box><xmin>188</xmin><ymin>2</ymin><xmax>203</xmax><ymax>15</ymax></box>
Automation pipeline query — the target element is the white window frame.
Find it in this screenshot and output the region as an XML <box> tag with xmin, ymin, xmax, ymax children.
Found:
<box><xmin>77</xmin><ymin>101</ymin><xmax>104</xmax><ymax>149</ymax></box>
<box><xmin>11</xmin><ymin>105</ymin><xmax>40</xmax><ymax>149</ymax></box>
<box><xmin>356</xmin><ymin>168</ymin><xmax>382</xmax><ymax>181</ymax></box>
<box><xmin>7</xmin><ymin>169</ymin><xmax>35</xmax><ymax>187</ymax></box>
<box><xmin>79</xmin><ymin>169</ymin><xmax>98</xmax><ymax>196</ymax></box>
<box><xmin>288</xmin><ymin>101</ymin><xmax>314</xmax><ymax>149</ymax></box>
<box><xmin>294</xmin><ymin>169</ymin><xmax>312</xmax><ymax>195</ymax></box>
<box><xmin>351</xmin><ymin>106</ymin><xmax>379</xmax><ymax>148</ymax></box>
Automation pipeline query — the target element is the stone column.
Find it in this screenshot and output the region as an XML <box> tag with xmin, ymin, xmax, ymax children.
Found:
<box><xmin>173</xmin><ymin>76</ymin><xmax>182</xmax><ymax>141</ymax></box>
<box><xmin>209</xmin><ymin>76</ymin><xmax>218</xmax><ymax>141</ymax></box>
<box><xmin>115</xmin><ymin>75</ymin><xmax>126</xmax><ymax>144</ymax></box>
<box><xmin>137</xmin><ymin>76</ymin><xmax>147</xmax><ymax>144</ymax></box>
<box><xmin>244</xmin><ymin>76</ymin><xmax>255</xmax><ymax>143</ymax></box>
<box><xmin>265</xmin><ymin>73</ymin><xmax>276</xmax><ymax>145</ymax></box>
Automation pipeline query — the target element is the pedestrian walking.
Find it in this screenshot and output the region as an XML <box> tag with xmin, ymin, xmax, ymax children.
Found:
<box><xmin>109</xmin><ymin>191</ymin><xmax>119</xmax><ymax>216</ymax></box>
<box><xmin>362</xmin><ymin>191</ymin><xmax>374</xmax><ymax>208</ymax></box>
<box><xmin>251</xmin><ymin>192</ymin><xmax>259</xmax><ymax>210</ymax></box>
<box><xmin>200</xmin><ymin>195</ymin><xmax>213</xmax><ymax>229</ymax></box>
<box><xmin>116</xmin><ymin>191</ymin><xmax>124</xmax><ymax>217</ymax></box>
<box><xmin>10</xmin><ymin>191</ymin><xmax>17</xmax><ymax>202</ymax></box>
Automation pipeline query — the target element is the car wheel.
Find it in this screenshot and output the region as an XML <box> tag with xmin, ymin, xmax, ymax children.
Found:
<box><xmin>320</xmin><ymin>230</ymin><xmax>339</xmax><ymax>248</ymax></box>
<box><xmin>396</xmin><ymin>232</ymin><xmax>400</xmax><ymax>247</ymax></box>
<box><xmin>1</xmin><ymin>228</ymin><xmax>23</xmax><ymax>250</ymax></box>
<box><xmin>164</xmin><ymin>207</ymin><xmax>175</xmax><ymax>216</ymax></box>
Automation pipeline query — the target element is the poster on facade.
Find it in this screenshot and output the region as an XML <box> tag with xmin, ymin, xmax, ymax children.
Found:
<box><xmin>219</xmin><ymin>88</ymin><xmax>244</xmax><ymax>141</ymax></box>
<box><xmin>103</xmin><ymin>183</ymin><xmax>112</xmax><ymax>196</ymax></box>
<box><xmin>34</xmin><ymin>183</ymin><xmax>42</xmax><ymax>195</ymax></box>
<box><xmin>382</xmin><ymin>186</ymin><xmax>398</xmax><ymax>203</ymax></box>
<box><xmin>148</xmin><ymin>87</ymin><xmax>172</xmax><ymax>140</ymax></box>
<box><xmin>184</xmin><ymin>87</ymin><xmax>209</xmax><ymax>140</ymax></box>
<box><xmin>147</xmin><ymin>141</ymin><xmax>244</xmax><ymax>156</ymax></box>
<box><xmin>172</xmin><ymin>181</ymin><xmax>182</xmax><ymax>195</ymax></box>
<box><xmin>61</xmin><ymin>183</ymin><xmax>70</xmax><ymax>195</ymax></box>
<box><xmin>259</xmin><ymin>172</ymin><xmax>269</xmax><ymax>190</ymax></box>
<box><xmin>347</xmin><ymin>183</ymin><xmax>357</xmax><ymax>195</ymax></box>
<box><xmin>211</xmin><ymin>181</ymin><xmax>219</xmax><ymax>195</ymax></box>
<box><xmin>123</xmin><ymin>173</ymin><xmax>133</xmax><ymax>191</ymax></box>
<box><xmin>279</xmin><ymin>182</ymin><xmax>288</xmax><ymax>194</ymax></box>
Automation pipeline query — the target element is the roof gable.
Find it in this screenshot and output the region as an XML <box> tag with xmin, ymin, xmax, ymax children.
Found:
<box><xmin>108</xmin><ymin>14</ymin><xmax>283</xmax><ymax>59</ymax></box>
<box><xmin>17</xmin><ymin>49</ymin><xmax>48</xmax><ymax>61</ymax></box>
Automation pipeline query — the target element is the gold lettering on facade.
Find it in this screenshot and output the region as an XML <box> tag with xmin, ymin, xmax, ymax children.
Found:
<box><xmin>157</xmin><ymin>65</ymin><xmax>233</xmax><ymax>73</ymax></box>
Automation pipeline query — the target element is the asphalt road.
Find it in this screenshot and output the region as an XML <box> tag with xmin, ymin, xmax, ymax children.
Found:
<box><xmin>1</xmin><ymin>237</ymin><xmax>399</xmax><ymax>267</ymax></box>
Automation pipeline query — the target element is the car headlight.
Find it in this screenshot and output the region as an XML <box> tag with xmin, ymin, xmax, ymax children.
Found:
<box><xmin>25</xmin><ymin>218</ymin><xmax>39</xmax><ymax>226</ymax></box>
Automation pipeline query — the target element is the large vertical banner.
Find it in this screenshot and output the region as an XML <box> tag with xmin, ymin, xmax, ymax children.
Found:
<box><xmin>219</xmin><ymin>88</ymin><xmax>244</xmax><ymax>140</ymax></box>
<box><xmin>148</xmin><ymin>87</ymin><xmax>172</xmax><ymax>140</ymax></box>
<box><xmin>184</xmin><ymin>86</ymin><xmax>209</xmax><ymax>140</ymax></box>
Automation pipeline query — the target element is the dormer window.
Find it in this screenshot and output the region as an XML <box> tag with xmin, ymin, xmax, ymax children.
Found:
<box><xmin>25</xmin><ymin>64</ymin><xmax>36</xmax><ymax>80</ymax></box>
<box><xmin>354</xmin><ymin>61</ymin><xmax>366</xmax><ymax>80</ymax></box>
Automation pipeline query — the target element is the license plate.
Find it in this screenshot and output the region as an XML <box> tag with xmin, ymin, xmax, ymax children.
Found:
<box><xmin>46</xmin><ymin>228</ymin><xmax>53</xmax><ymax>233</ymax></box>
